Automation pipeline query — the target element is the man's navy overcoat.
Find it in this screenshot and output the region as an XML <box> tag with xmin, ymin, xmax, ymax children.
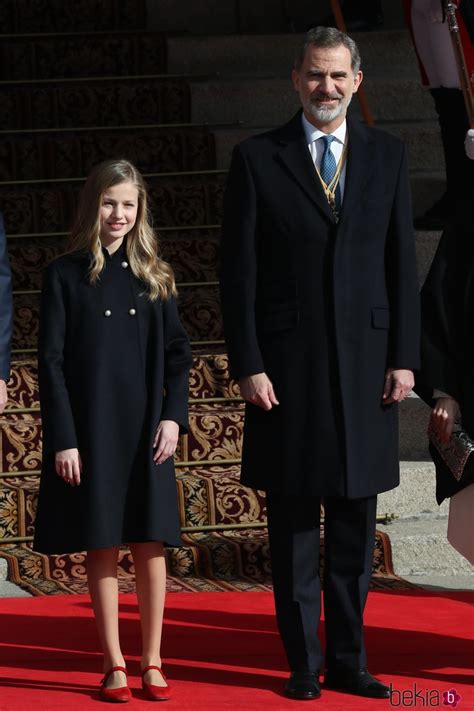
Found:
<box><xmin>221</xmin><ymin>112</ymin><xmax>420</xmax><ymax>498</ymax></box>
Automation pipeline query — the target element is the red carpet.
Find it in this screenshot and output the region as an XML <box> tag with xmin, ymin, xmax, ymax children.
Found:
<box><xmin>0</xmin><ymin>590</ymin><xmax>472</xmax><ymax>710</ymax></box>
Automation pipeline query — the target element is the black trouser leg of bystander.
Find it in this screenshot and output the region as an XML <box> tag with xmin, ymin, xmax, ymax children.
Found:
<box><xmin>323</xmin><ymin>495</ymin><xmax>377</xmax><ymax>672</ymax></box>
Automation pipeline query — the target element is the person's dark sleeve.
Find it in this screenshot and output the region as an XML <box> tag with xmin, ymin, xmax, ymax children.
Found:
<box><xmin>220</xmin><ymin>143</ymin><xmax>264</xmax><ymax>379</ymax></box>
<box><xmin>160</xmin><ymin>295</ymin><xmax>192</xmax><ymax>434</ymax></box>
<box><xmin>415</xmin><ymin>222</ymin><xmax>465</xmax><ymax>405</ymax></box>
<box><xmin>385</xmin><ymin>144</ymin><xmax>421</xmax><ymax>370</ymax></box>
<box><xmin>38</xmin><ymin>262</ymin><xmax>78</xmax><ymax>452</ymax></box>
<box><xmin>0</xmin><ymin>214</ymin><xmax>13</xmax><ymax>381</ymax></box>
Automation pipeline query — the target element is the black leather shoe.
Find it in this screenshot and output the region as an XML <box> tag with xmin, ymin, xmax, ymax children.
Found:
<box><xmin>324</xmin><ymin>669</ymin><xmax>390</xmax><ymax>698</ymax></box>
<box><xmin>285</xmin><ymin>671</ymin><xmax>321</xmax><ymax>700</ymax></box>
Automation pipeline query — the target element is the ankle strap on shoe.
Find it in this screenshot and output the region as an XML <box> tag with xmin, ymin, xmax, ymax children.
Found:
<box><xmin>142</xmin><ymin>665</ymin><xmax>165</xmax><ymax>677</ymax></box>
<box><xmin>101</xmin><ymin>666</ymin><xmax>127</xmax><ymax>684</ymax></box>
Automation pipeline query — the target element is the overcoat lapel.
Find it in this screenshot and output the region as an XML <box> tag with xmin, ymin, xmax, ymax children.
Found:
<box><xmin>338</xmin><ymin>116</ymin><xmax>375</xmax><ymax>228</ymax></box>
<box><xmin>275</xmin><ymin>112</ymin><xmax>336</xmax><ymax>224</ymax></box>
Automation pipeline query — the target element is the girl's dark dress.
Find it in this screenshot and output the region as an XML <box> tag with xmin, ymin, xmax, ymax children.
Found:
<box><xmin>33</xmin><ymin>242</ymin><xmax>191</xmax><ymax>553</ymax></box>
<box><xmin>416</xmin><ymin>197</ymin><xmax>474</xmax><ymax>503</ymax></box>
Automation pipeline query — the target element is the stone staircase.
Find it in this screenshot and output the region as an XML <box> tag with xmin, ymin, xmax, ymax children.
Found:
<box><xmin>0</xmin><ymin>0</ymin><xmax>471</xmax><ymax>592</ymax></box>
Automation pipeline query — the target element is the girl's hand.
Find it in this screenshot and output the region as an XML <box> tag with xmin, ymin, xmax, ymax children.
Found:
<box><xmin>55</xmin><ymin>448</ymin><xmax>82</xmax><ymax>486</ymax></box>
<box><xmin>153</xmin><ymin>420</ymin><xmax>179</xmax><ymax>465</ymax></box>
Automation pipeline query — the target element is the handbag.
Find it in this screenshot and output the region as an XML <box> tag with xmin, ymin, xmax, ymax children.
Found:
<box><xmin>427</xmin><ymin>420</ymin><xmax>474</xmax><ymax>482</ymax></box>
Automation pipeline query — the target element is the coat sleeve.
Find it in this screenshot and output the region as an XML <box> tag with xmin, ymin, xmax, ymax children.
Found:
<box><xmin>220</xmin><ymin>143</ymin><xmax>265</xmax><ymax>379</ymax></box>
<box><xmin>160</xmin><ymin>295</ymin><xmax>192</xmax><ymax>434</ymax></box>
<box><xmin>415</xmin><ymin>222</ymin><xmax>466</xmax><ymax>405</ymax></box>
<box><xmin>385</xmin><ymin>144</ymin><xmax>421</xmax><ymax>370</ymax></box>
<box><xmin>38</xmin><ymin>262</ymin><xmax>78</xmax><ymax>452</ymax></box>
<box><xmin>0</xmin><ymin>214</ymin><xmax>13</xmax><ymax>381</ymax></box>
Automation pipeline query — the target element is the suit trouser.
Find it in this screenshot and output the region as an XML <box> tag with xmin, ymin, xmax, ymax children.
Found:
<box><xmin>266</xmin><ymin>492</ymin><xmax>377</xmax><ymax>674</ymax></box>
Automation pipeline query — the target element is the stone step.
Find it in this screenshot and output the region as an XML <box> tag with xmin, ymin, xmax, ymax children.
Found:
<box><xmin>7</xmin><ymin>228</ymin><xmax>221</xmax><ymax>290</ymax></box>
<box><xmin>0</xmin><ymin>388</ymin><xmax>434</xmax><ymax>472</ymax></box>
<box><xmin>6</xmin><ymin>226</ymin><xmax>440</xmax><ymax>292</ymax></box>
<box><xmin>404</xmin><ymin>574</ymin><xmax>474</xmax><ymax>590</ymax></box>
<box><xmin>1</xmin><ymin>171</ymin><xmax>226</xmax><ymax>235</ymax></box>
<box><xmin>0</xmin><ymin>76</ymin><xmax>191</xmax><ymax>130</ymax></box>
<box><xmin>0</xmin><ymin>404</ymin><xmax>244</xmax><ymax>475</ymax></box>
<box><xmin>378</xmin><ymin>461</ymin><xmax>446</xmax><ymax>520</ymax></box>
<box><xmin>0</xmin><ymin>465</ymin><xmax>264</xmax><ymax>539</ymax></box>
<box><xmin>399</xmin><ymin>393</ymin><xmax>431</xmax><ymax>461</ymax></box>
<box><xmin>168</xmin><ymin>30</ymin><xmax>419</xmax><ymax>78</ymax></box>
<box><xmin>213</xmin><ymin>121</ymin><xmax>444</xmax><ymax>172</ymax></box>
<box><xmin>147</xmin><ymin>0</ymin><xmax>407</xmax><ymax>35</ymax></box>
<box><xmin>6</xmin><ymin>353</ymin><xmax>239</xmax><ymax>410</ymax></box>
<box><xmin>0</xmin><ymin>528</ymin><xmax>395</xmax><ymax>594</ymax></box>
<box><xmin>1</xmin><ymin>0</ymin><xmax>146</xmax><ymax>33</ymax></box>
<box><xmin>147</xmin><ymin>0</ymin><xmax>324</xmax><ymax>35</ymax></box>
<box><xmin>0</xmin><ymin>534</ymin><xmax>271</xmax><ymax>592</ymax></box>
<box><xmin>0</xmin><ymin>32</ymin><xmax>166</xmax><ymax>81</ymax></box>
<box><xmin>0</xmin><ymin>166</ymin><xmax>443</xmax><ymax>237</ymax></box>
<box><xmin>377</xmin><ymin>516</ymin><xmax>474</xmax><ymax>577</ymax></box>
<box><xmin>148</xmin><ymin>0</ymin><xmax>315</xmax><ymax>34</ymax></box>
<box><xmin>190</xmin><ymin>77</ymin><xmax>436</xmax><ymax>127</ymax></box>
<box><xmin>0</xmin><ymin>466</ymin><xmax>271</xmax><ymax>581</ymax></box>
<box><xmin>10</xmin><ymin>282</ymin><xmax>222</xmax><ymax>349</ymax></box>
<box><xmin>0</xmin><ymin>580</ymin><xmax>31</xmax><ymax>597</ymax></box>
<box><xmin>146</xmin><ymin>0</ymin><xmax>239</xmax><ymax>34</ymax></box>
<box><xmin>0</xmin><ymin>125</ymin><xmax>216</xmax><ymax>181</ymax></box>
<box><xmin>8</xmin><ymin>268</ymin><xmax>440</xmax><ymax>355</ymax></box>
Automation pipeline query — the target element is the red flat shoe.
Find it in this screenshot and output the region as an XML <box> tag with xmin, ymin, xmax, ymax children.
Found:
<box><xmin>142</xmin><ymin>665</ymin><xmax>171</xmax><ymax>701</ymax></box>
<box><xmin>99</xmin><ymin>666</ymin><xmax>131</xmax><ymax>703</ymax></box>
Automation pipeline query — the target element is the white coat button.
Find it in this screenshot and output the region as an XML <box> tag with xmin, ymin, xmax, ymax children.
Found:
<box><xmin>121</xmin><ymin>261</ymin><xmax>128</xmax><ymax>268</ymax></box>
<box><xmin>104</xmin><ymin>309</ymin><xmax>112</xmax><ymax>317</ymax></box>
<box><xmin>128</xmin><ymin>308</ymin><xmax>136</xmax><ymax>316</ymax></box>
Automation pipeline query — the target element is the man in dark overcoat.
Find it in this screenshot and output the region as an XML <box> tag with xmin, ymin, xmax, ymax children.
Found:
<box><xmin>0</xmin><ymin>213</ymin><xmax>12</xmax><ymax>414</ymax></box>
<box><xmin>220</xmin><ymin>27</ymin><xmax>420</xmax><ymax>701</ymax></box>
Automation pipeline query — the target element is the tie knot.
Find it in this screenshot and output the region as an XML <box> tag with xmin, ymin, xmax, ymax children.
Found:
<box><xmin>321</xmin><ymin>134</ymin><xmax>335</xmax><ymax>148</ymax></box>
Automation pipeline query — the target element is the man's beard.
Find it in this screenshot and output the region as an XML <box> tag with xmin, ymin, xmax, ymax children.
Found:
<box><xmin>306</xmin><ymin>92</ymin><xmax>353</xmax><ymax>123</ymax></box>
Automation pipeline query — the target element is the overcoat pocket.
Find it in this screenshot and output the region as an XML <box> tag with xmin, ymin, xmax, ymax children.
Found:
<box><xmin>260</xmin><ymin>308</ymin><xmax>299</xmax><ymax>335</ymax></box>
<box><xmin>371</xmin><ymin>307</ymin><xmax>390</xmax><ymax>329</ymax></box>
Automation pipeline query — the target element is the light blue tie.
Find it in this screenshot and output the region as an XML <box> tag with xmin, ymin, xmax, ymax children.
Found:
<box><xmin>320</xmin><ymin>135</ymin><xmax>341</xmax><ymax>214</ymax></box>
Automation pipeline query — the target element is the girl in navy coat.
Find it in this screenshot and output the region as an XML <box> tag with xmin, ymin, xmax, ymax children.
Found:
<box><xmin>34</xmin><ymin>159</ymin><xmax>191</xmax><ymax>702</ymax></box>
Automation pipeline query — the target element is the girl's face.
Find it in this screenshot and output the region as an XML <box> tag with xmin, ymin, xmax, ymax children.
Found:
<box><xmin>99</xmin><ymin>181</ymin><xmax>139</xmax><ymax>246</ymax></box>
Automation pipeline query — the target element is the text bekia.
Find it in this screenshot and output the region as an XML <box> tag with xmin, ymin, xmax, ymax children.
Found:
<box><xmin>389</xmin><ymin>684</ymin><xmax>462</xmax><ymax>708</ymax></box>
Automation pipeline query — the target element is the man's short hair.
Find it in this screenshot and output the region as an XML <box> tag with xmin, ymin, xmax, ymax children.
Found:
<box><xmin>294</xmin><ymin>26</ymin><xmax>362</xmax><ymax>75</ymax></box>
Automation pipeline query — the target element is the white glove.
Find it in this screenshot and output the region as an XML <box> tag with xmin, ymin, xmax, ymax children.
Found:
<box><xmin>465</xmin><ymin>129</ymin><xmax>474</xmax><ymax>160</ymax></box>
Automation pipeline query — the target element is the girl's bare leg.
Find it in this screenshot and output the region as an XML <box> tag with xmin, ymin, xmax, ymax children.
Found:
<box><xmin>130</xmin><ymin>541</ymin><xmax>167</xmax><ymax>687</ymax></box>
<box><xmin>87</xmin><ymin>546</ymin><xmax>126</xmax><ymax>689</ymax></box>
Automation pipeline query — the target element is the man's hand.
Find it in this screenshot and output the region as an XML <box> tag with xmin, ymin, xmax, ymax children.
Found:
<box><xmin>238</xmin><ymin>373</ymin><xmax>279</xmax><ymax>411</ymax></box>
<box><xmin>0</xmin><ymin>379</ymin><xmax>7</xmax><ymax>414</ymax></box>
<box><xmin>153</xmin><ymin>419</ymin><xmax>180</xmax><ymax>465</ymax></box>
<box><xmin>382</xmin><ymin>368</ymin><xmax>414</xmax><ymax>405</ymax></box>
<box><xmin>55</xmin><ymin>448</ymin><xmax>82</xmax><ymax>486</ymax></box>
<box><xmin>430</xmin><ymin>397</ymin><xmax>460</xmax><ymax>443</ymax></box>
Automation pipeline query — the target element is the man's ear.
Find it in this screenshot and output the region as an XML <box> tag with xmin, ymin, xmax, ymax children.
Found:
<box><xmin>292</xmin><ymin>68</ymin><xmax>300</xmax><ymax>92</ymax></box>
<box><xmin>353</xmin><ymin>70</ymin><xmax>363</xmax><ymax>93</ymax></box>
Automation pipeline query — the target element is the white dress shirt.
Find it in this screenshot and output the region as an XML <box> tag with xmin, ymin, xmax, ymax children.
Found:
<box><xmin>302</xmin><ymin>113</ymin><xmax>348</xmax><ymax>202</ymax></box>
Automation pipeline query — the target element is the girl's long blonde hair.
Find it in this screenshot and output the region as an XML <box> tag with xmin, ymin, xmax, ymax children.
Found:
<box><xmin>69</xmin><ymin>159</ymin><xmax>177</xmax><ymax>301</ymax></box>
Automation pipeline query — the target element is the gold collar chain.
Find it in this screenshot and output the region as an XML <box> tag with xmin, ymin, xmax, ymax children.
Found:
<box><xmin>314</xmin><ymin>139</ymin><xmax>348</xmax><ymax>210</ymax></box>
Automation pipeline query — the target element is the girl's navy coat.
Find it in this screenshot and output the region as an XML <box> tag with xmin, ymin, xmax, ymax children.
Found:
<box><xmin>34</xmin><ymin>246</ymin><xmax>191</xmax><ymax>553</ymax></box>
